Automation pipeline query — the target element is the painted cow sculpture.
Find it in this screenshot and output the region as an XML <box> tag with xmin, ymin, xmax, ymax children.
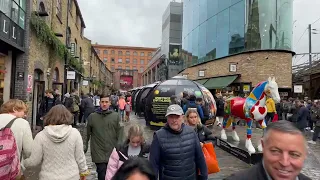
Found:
<box><xmin>220</xmin><ymin>77</ymin><xmax>280</xmax><ymax>154</ymax></box>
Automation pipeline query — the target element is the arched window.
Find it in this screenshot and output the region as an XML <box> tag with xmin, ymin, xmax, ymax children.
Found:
<box><xmin>53</xmin><ymin>68</ymin><xmax>59</xmax><ymax>82</ymax></box>
<box><xmin>133</xmin><ymin>51</ymin><xmax>138</xmax><ymax>56</ymax></box>
<box><xmin>118</xmin><ymin>51</ymin><xmax>123</xmax><ymax>55</ymax></box>
<box><xmin>111</xmin><ymin>50</ymin><xmax>115</xmax><ymax>54</ymax></box>
<box><xmin>126</xmin><ymin>51</ymin><xmax>130</xmax><ymax>55</ymax></box>
<box><xmin>103</xmin><ymin>50</ymin><xmax>108</xmax><ymax>55</ymax></box>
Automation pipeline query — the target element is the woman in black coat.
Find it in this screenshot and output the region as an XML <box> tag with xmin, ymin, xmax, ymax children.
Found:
<box><xmin>185</xmin><ymin>109</ymin><xmax>215</xmax><ymax>145</ymax></box>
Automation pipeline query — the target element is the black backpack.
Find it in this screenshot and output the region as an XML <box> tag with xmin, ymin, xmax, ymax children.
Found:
<box><xmin>64</xmin><ymin>97</ymin><xmax>73</xmax><ymax>111</ymax></box>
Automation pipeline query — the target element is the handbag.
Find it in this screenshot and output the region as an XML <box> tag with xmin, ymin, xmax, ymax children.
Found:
<box><xmin>272</xmin><ymin>114</ymin><xmax>279</xmax><ymax>122</ymax></box>
<box><xmin>202</xmin><ymin>142</ymin><xmax>220</xmax><ymax>174</ymax></box>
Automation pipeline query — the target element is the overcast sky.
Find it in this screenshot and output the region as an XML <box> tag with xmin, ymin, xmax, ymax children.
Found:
<box><xmin>78</xmin><ymin>0</ymin><xmax>319</xmax><ymax>65</ymax></box>
<box><xmin>77</xmin><ymin>0</ymin><xmax>175</xmax><ymax>48</ymax></box>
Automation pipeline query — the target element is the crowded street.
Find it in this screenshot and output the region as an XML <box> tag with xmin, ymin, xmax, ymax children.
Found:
<box><xmin>2</xmin><ymin>0</ymin><xmax>320</xmax><ymax>179</ymax></box>
<box><xmin>24</xmin><ymin>113</ymin><xmax>320</xmax><ymax>180</ymax></box>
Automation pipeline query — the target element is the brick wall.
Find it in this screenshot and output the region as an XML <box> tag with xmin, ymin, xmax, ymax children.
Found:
<box><xmin>180</xmin><ymin>51</ymin><xmax>293</xmax><ymax>88</ymax></box>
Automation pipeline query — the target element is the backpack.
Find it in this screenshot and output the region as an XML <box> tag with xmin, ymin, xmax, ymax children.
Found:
<box><xmin>125</xmin><ymin>103</ymin><xmax>131</xmax><ymax>112</ymax></box>
<box><xmin>111</xmin><ymin>95</ymin><xmax>119</xmax><ymax>106</ymax></box>
<box><xmin>64</xmin><ymin>97</ymin><xmax>74</xmax><ymax>111</ymax></box>
<box><xmin>0</xmin><ymin>118</ymin><xmax>20</xmax><ymax>180</ymax></box>
<box><xmin>71</xmin><ymin>96</ymin><xmax>80</xmax><ymax>112</ymax></box>
<box><xmin>186</xmin><ymin>102</ymin><xmax>198</xmax><ymax>111</ymax></box>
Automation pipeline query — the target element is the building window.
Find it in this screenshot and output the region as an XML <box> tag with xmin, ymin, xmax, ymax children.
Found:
<box><xmin>111</xmin><ymin>50</ymin><xmax>115</xmax><ymax>54</ymax></box>
<box><xmin>140</xmin><ymin>60</ymin><xmax>144</xmax><ymax>65</ymax></box>
<box><xmin>118</xmin><ymin>58</ymin><xmax>122</xmax><ymax>63</ymax></box>
<box><xmin>111</xmin><ymin>66</ymin><xmax>115</xmax><ymax>71</ymax></box>
<box><xmin>111</xmin><ymin>58</ymin><xmax>115</xmax><ymax>63</ymax></box>
<box><xmin>140</xmin><ymin>67</ymin><xmax>144</xmax><ymax>73</ymax></box>
<box><xmin>148</xmin><ymin>52</ymin><xmax>152</xmax><ymax>57</ymax></box>
<box><xmin>56</xmin><ymin>0</ymin><xmax>62</xmax><ymax>20</ymax></box>
<box><xmin>126</xmin><ymin>59</ymin><xmax>130</xmax><ymax>64</ymax></box>
<box><xmin>11</xmin><ymin>1</ymin><xmax>19</xmax><ymax>23</ymax></box>
<box><xmin>103</xmin><ymin>58</ymin><xmax>107</xmax><ymax>63</ymax></box>
<box><xmin>126</xmin><ymin>66</ymin><xmax>130</xmax><ymax>70</ymax></box>
<box><xmin>103</xmin><ymin>50</ymin><xmax>108</xmax><ymax>55</ymax></box>
<box><xmin>74</xmin><ymin>39</ymin><xmax>78</xmax><ymax>55</ymax></box>
<box><xmin>140</xmin><ymin>52</ymin><xmax>145</xmax><ymax>56</ymax></box>
<box><xmin>118</xmin><ymin>66</ymin><xmax>122</xmax><ymax>69</ymax></box>
<box><xmin>126</xmin><ymin>51</ymin><xmax>130</xmax><ymax>55</ymax></box>
<box><xmin>133</xmin><ymin>51</ymin><xmax>138</xmax><ymax>56</ymax></box>
<box><xmin>133</xmin><ymin>59</ymin><xmax>137</xmax><ymax>64</ymax></box>
<box><xmin>118</xmin><ymin>51</ymin><xmax>123</xmax><ymax>55</ymax></box>
<box><xmin>133</xmin><ymin>66</ymin><xmax>137</xmax><ymax>70</ymax></box>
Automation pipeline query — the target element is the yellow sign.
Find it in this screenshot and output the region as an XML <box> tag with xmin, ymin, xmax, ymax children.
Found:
<box><xmin>153</xmin><ymin>97</ymin><xmax>170</xmax><ymax>103</ymax></box>
<box><xmin>243</xmin><ymin>85</ymin><xmax>250</xmax><ymax>92</ymax></box>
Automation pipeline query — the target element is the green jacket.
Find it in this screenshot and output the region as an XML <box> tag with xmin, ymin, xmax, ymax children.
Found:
<box><xmin>85</xmin><ymin>109</ymin><xmax>123</xmax><ymax>163</ymax></box>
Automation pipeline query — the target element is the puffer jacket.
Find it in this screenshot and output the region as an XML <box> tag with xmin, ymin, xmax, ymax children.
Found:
<box><xmin>149</xmin><ymin>124</ymin><xmax>208</xmax><ymax>180</ymax></box>
<box><xmin>105</xmin><ymin>141</ymin><xmax>150</xmax><ymax>180</ymax></box>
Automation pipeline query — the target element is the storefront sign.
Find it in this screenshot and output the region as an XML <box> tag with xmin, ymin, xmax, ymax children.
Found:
<box><xmin>0</xmin><ymin>12</ymin><xmax>24</xmax><ymax>49</ymax></box>
<box><xmin>294</xmin><ymin>85</ymin><xmax>303</xmax><ymax>93</ymax></box>
<box><xmin>27</xmin><ymin>75</ymin><xmax>33</xmax><ymax>93</ymax></box>
<box><xmin>229</xmin><ymin>64</ymin><xmax>237</xmax><ymax>72</ymax></box>
<box><xmin>67</xmin><ymin>71</ymin><xmax>76</xmax><ymax>80</ymax></box>
<box><xmin>82</xmin><ymin>80</ymin><xmax>89</xmax><ymax>86</ymax></box>
<box><xmin>243</xmin><ymin>85</ymin><xmax>250</xmax><ymax>92</ymax></box>
<box><xmin>279</xmin><ymin>92</ymin><xmax>288</xmax><ymax>96</ymax></box>
<box><xmin>70</xmin><ymin>43</ymin><xmax>76</xmax><ymax>57</ymax></box>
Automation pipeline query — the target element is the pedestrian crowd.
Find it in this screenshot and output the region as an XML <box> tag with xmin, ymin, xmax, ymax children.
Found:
<box><xmin>0</xmin><ymin>87</ymin><xmax>317</xmax><ymax>180</ymax></box>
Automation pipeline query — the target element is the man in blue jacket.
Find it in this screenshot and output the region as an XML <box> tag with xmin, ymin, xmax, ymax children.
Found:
<box><xmin>149</xmin><ymin>104</ymin><xmax>208</xmax><ymax>180</ymax></box>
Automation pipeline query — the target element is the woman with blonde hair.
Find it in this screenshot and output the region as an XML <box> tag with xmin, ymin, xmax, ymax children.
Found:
<box><xmin>105</xmin><ymin>124</ymin><xmax>150</xmax><ymax>180</ymax></box>
<box><xmin>185</xmin><ymin>109</ymin><xmax>215</xmax><ymax>146</ymax></box>
<box><xmin>24</xmin><ymin>105</ymin><xmax>89</xmax><ymax>180</ymax></box>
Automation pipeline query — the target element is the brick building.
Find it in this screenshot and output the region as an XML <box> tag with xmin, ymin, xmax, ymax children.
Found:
<box><xmin>179</xmin><ymin>0</ymin><xmax>294</xmax><ymax>97</ymax></box>
<box><xmin>92</xmin><ymin>44</ymin><xmax>157</xmax><ymax>90</ymax></box>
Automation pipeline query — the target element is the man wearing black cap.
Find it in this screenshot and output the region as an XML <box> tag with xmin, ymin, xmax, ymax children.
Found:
<box><xmin>149</xmin><ymin>104</ymin><xmax>208</xmax><ymax>180</ymax></box>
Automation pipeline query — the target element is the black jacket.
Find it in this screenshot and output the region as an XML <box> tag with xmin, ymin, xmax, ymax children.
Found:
<box><xmin>194</xmin><ymin>124</ymin><xmax>215</xmax><ymax>143</ymax></box>
<box><xmin>224</xmin><ymin>161</ymin><xmax>311</xmax><ymax>180</ymax></box>
<box><xmin>81</xmin><ymin>95</ymin><xmax>95</xmax><ymax>116</ymax></box>
<box><xmin>216</xmin><ymin>99</ymin><xmax>225</xmax><ymax>117</ymax></box>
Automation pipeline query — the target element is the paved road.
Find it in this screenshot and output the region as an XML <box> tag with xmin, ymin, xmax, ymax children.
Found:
<box><xmin>24</xmin><ymin>113</ymin><xmax>320</xmax><ymax>180</ymax></box>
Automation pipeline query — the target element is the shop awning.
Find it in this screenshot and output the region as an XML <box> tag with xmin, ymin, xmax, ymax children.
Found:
<box><xmin>203</xmin><ymin>75</ymin><xmax>239</xmax><ymax>89</ymax></box>
<box><xmin>195</xmin><ymin>79</ymin><xmax>208</xmax><ymax>85</ymax></box>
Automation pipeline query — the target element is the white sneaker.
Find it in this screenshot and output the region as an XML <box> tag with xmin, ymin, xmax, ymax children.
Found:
<box><xmin>308</xmin><ymin>140</ymin><xmax>316</xmax><ymax>145</ymax></box>
<box><xmin>310</xmin><ymin>130</ymin><xmax>314</xmax><ymax>133</ymax></box>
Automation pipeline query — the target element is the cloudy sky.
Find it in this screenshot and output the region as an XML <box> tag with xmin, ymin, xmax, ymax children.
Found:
<box><xmin>78</xmin><ymin>0</ymin><xmax>320</xmax><ymax>65</ymax></box>
<box><xmin>77</xmin><ymin>0</ymin><xmax>175</xmax><ymax>48</ymax></box>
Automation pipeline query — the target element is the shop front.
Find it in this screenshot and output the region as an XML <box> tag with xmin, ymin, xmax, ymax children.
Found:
<box><xmin>0</xmin><ymin>0</ymin><xmax>27</xmax><ymax>103</ymax></box>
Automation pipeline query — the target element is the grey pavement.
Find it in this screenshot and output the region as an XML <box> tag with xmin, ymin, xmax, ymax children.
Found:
<box><xmin>24</xmin><ymin>114</ymin><xmax>320</xmax><ymax>180</ymax></box>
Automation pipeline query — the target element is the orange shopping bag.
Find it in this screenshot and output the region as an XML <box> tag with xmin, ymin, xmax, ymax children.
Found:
<box><xmin>202</xmin><ymin>142</ymin><xmax>220</xmax><ymax>174</ymax></box>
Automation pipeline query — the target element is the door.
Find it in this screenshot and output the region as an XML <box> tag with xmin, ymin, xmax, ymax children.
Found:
<box><xmin>32</xmin><ymin>81</ymin><xmax>45</xmax><ymax>129</ymax></box>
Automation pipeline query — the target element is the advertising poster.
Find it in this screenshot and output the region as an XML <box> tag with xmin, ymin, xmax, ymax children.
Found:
<box><xmin>168</xmin><ymin>44</ymin><xmax>181</xmax><ymax>64</ymax></box>
<box><xmin>120</xmin><ymin>75</ymin><xmax>133</xmax><ymax>90</ymax></box>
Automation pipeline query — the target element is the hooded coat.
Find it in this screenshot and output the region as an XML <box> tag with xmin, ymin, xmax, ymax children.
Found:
<box><xmin>85</xmin><ymin>109</ymin><xmax>123</xmax><ymax>163</ymax></box>
<box><xmin>24</xmin><ymin>125</ymin><xmax>88</xmax><ymax>180</ymax></box>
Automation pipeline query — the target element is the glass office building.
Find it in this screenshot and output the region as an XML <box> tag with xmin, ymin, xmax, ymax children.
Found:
<box><xmin>182</xmin><ymin>0</ymin><xmax>293</xmax><ymax>68</ymax></box>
